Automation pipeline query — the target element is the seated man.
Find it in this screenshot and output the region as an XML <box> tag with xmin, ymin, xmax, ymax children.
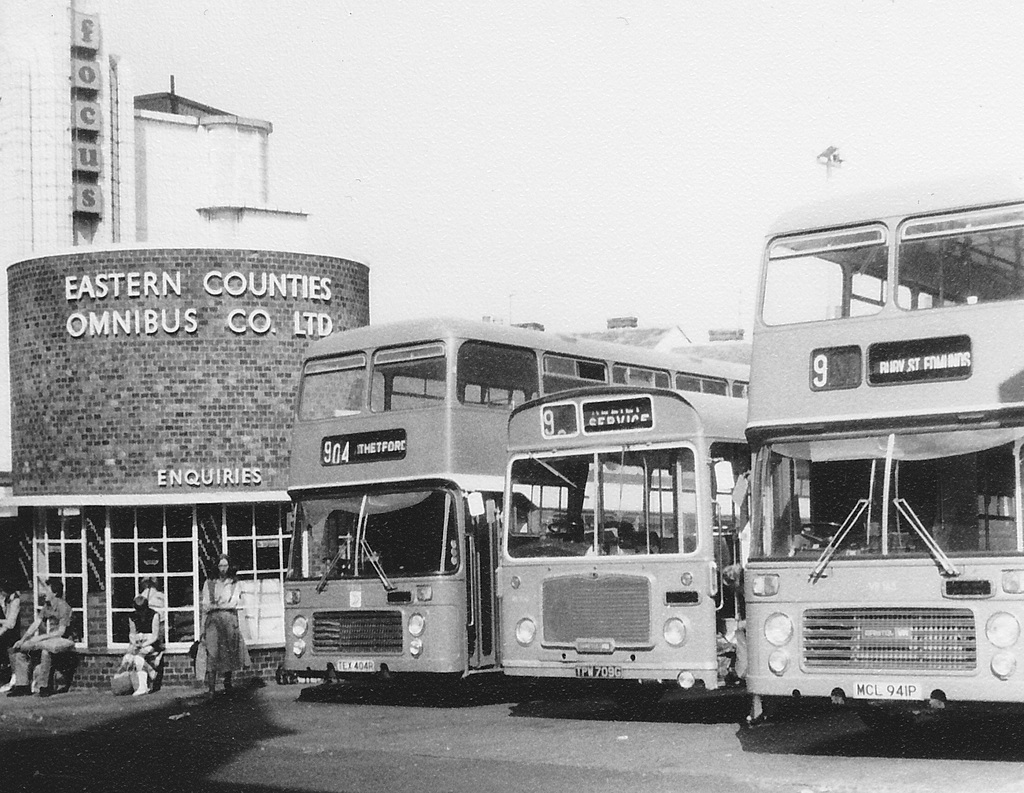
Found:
<box><xmin>0</xmin><ymin>579</ymin><xmax>25</xmax><ymax>692</ymax></box>
<box><xmin>118</xmin><ymin>594</ymin><xmax>163</xmax><ymax>696</ymax></box>
<box><xmin>7</xmin><ymin>577</ymin><xmax>75</xmax><ymax>698</ymax></box>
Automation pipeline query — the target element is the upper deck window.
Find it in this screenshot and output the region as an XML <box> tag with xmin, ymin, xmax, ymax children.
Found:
<box><xmin>898</xmin><ymin>205</ymin><xmax>1024</xmax><ymax>310</ymax></box>
<box><xmin>612</xmin><ymin>364</ymin><xmax>670</xmax><ymax>389</ymax></box>
<box><xmin>371</xmin><ymin>342</ymin><xmax>447</xmax><ymax>412</ymax></box>
<box><xmin>457</xmin><ymin>341</ymin><xmax>539</xmax><ymax>409</ymax></box>
<box><xmin>542</xmin><ymin>354</ymin><xmax>608</xmax><ymax>394</ymax></box>
<box><xmin>298</xmin><ymin>353</ymin><xmax>367</xmax><ymax>420</ymax></box>
<box><xmin>762</xmin><ymin>226</ymin><xmax>888</xmax><ymax>325</ymax></box>
<box><xmin>675</xmin><ymin>372</ymin><xmax>729</xmax><ymax>396</ymax></box>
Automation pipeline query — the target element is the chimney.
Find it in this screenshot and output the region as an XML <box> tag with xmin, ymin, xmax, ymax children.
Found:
<box><xmin>708</xmin><ymin>328</ymin><xmax>745</xmax><ymax>342</ymax></box>
<box><xmin>606</xmin><ymin>316</ymin><xmax>638</xmax><ymax>330</ymax></box>
<box><xmin>513</xmin><ymin>322</ymin><xmax>545</xmax><ymax>332</ymax></box>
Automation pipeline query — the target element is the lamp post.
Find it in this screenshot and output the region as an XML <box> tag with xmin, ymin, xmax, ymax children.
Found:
<box><xmin>817</xmin><ymin>146</ymin><xmax>843</xmax><ymax>180</ymax></box>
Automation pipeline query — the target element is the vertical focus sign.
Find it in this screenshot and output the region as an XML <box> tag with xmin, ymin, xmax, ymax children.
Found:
<box><xmin>71</xmin><ymin>13</ymin><xmax>103</xmax><ymax>218</ymax></box>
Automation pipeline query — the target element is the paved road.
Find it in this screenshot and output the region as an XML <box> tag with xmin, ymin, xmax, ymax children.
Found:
<box><xmin>2</xmin><ymin>679</ymin><xmax>1024</xmax><ymax>792</ymax></box>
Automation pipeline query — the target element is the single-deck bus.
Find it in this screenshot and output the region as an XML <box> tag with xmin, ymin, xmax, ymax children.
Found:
<box><xmin>745</xmin><ymin>174</ymin><xmax>1024</xmax><ymax>724</ymax></box>
<box><xmin>500</xmin><ymin>386</ymin><xmax>749</xmax><ymax>695</ymax></box>
<box><xmin>282</xmin><ymin>318</ymin><xmax>748</xmax><ymax>683</ymax></box>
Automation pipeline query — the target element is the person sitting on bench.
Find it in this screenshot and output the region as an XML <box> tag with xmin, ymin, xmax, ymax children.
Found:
<box><xmin>118</xmin><ymin>594</ymin><xmax>163</xmax><ymax>696</ymax></box>
<box><xmin>7</xmin><ymin>578</ymin><xmax>75</xmax><ymax>698</ymax></box>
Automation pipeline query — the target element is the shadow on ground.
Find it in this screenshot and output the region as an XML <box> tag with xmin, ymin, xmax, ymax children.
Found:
<box><xmin>297</xmin><ymin>673</ymin><xmax>518</xmax><ymax>708</ymax></box>
<box><xmin>0</xmin><ymin>684</ymin><xmax>299</xmax><ymax>793</ymax></box>
<box><xmin>507</xmin><ymin>680</ymin><xmax>750</xmax><ymax>725</ymax></box>
<box><xmin>738</xmin><ymin>699</ymin><xmax>1024</xmax><ymax>762</ymax></box>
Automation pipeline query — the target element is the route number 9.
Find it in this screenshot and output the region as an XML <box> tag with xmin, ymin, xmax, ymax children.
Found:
<box><xmin>809</xmin><ymin>346</ymin><xmax>862</xmax><ymax>392</ymax></box>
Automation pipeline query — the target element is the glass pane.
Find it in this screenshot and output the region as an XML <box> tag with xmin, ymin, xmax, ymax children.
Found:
<box><xmin>137</xmin><ymin>507</ymin><xmax>163</xmax><ymax>539</ymax></box>
<box><xmin>754</xmin><ymin>436</ymin><xmax>1021</xmax><ymax>558</ymax></box>
<box><xmin>763</xmin><ymin>228</ymin><xmax>887</xmax><ymax>325</ymax></box>
<box><xmin>111</xmin><ymin>577</ymin><xmax>136</xmax><ymax>609</ymax></box>
<box><xmin>167</xmin><ymin>541</ymin><xmax>193</xmax><ymax>572</ymax></box>
<box><xmin>675</xmin><ymin>374</ymin><xmax>700</xmax><ymax>393</ymax></box>
<box><xmin>63</xmin><ymin>515</ymin><xmax>82</xmax><ymax>540</ymax></box>
<box><xmin>111</xmin><ymin>611</ymin><xmax>130</xmax><ymax>644</ymax></box>
<box><xmin>371</xmin><ymin>344</ymin><xmax>447</xmax><ymax>412</ymax></box>
<box><xmin>110</xmin><ymin>542</ymin><xmax>135</xmax><ymax>574</ymax></box>
<box><xmin>110</xmin><ymin>507</ymin><xmax>135</xmax><ymax>539</ymax></box>
<box><xmin>64</xmin><ymin>577</ymin><xmax>83</xmax><ymax>608</ymax></box>
<box><xmin>65</xmin><ymin>548</ymin><xmax>82</xmax><ymax>574</ymax></box>
<box><xmin>168</xmin><ymin>611</ymin><xmax>195</xmax><ymax>644</ymax></box>
<box><xmin>899</xmin><ymin>210</ymin><xmax>1024</xmax><ymax>308</ymax></box>
<box><xmin>506</xmin><ymin>455</ymin><xmax>598</xmax><ymax>558</ymax></box>
<box><xmin>167</xmin><ymin>576</ymin><xmax>194</xmax><ymax>609</ymax></box>
<box><xmin>299</xmin><ymin>363</ymin><xmax>367</xmax><ymax>420</ymax></box>
<box><xmin>43</xmin><ymin>509</ymin><xmax>61</xmax><ymax>539</ymax></box>
<box><xmin>457</xmin><ymin>341</ymin><xmax>538</xmax><ymax>409</ymax></box>
<box><xmin>256</xmin><ymin>539</ymin><xmax>281</xmax><ymax>571</ymax></box>
<box><xmin>166</xmin><ymin>506</ymin><xmax>193</xmax><ymax>539</ymax></box>
<box><xmin>138</xmin><ymin>541</ymin><xmax>164</xmax><ymax>575</ymax></box>
<box><xmin>228</xmin><ymin>539</ymin><xmax>255</xmax><ymax>573</ymax></box>
<box><xmin>254</xmin><ymin>503</ymin><xmax>283</xmax><ymax>536</ymax></box>
<box><xmin>294</xmin><ymin>489</ymin><xmax>457</xmax><ymax>581</ymax></box>
<box><xmin>226</xmin><ymin>504</ymin><xmax>253</xmax><ymax>538</ymax></box>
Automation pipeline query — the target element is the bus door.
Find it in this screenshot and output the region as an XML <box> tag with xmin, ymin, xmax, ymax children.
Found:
<box><xmin>464</xmin><ymin>492</ymin><xmax>500</xmax><ymax>670</ymax></box>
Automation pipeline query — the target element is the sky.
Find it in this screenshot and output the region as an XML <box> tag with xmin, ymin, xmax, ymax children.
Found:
<box><xmin>111</xmin><ymin>1</ymin><xmax>1024</xmax><ymax>340</ymax></box>
<box><xmin>3</xmin><ymin>1</ymin><xmax>1024</xmax><ymax>472</ymax></box>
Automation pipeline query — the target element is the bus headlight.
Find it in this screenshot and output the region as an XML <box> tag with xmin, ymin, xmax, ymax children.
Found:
<box><xmin>752</xmin><ymin>574</ymin><xmax>780</xmax><ymax>597</ymax></box>
<box><xmin>291</xmin><ymin>616</ymin><xmax>309</xmax><ymax>637</ymax></box>
<box><xmin>663</xmin><ymin>617</ymin><xmax>687</xmax><ymax>647</ymax></box>
<box><xmin>1002</xmin><ymin>571</ymin><xmax>1024</xmax><ymax>594</ymax></box>
<box><xmin>408</xmin><ymin>613</ymin><xmax>426</xmax><ymax>637</ymax></box>
<box><xmin>986</xmin><ymin>612</ymin><xmax>1020</xmax><ymax>648</ymax></box>
<box><xmin>768</xmin><ymin>649</ymin><xmax>789</xmax><ymax>676</ymax></box>
<box><xmin>409</xmin><ymin>637</ymin><xmax>424</xmax><ymax>657</ymax></box>
<box><xmin>992</xmin><ymin>652</ymin><xmax>1017</xmax><ymax>680</ymax></box>
<box><xmin>764</xmin><ymin>612</ymin><xmax>794</xmax><ymax>647</ymax></box>
<box><xmin>292</xmin><ymin>638</ymin><xmax>306</xmax><ymax>657</ymax></box>
<box><xmin>515</xmin><ymin>618</ymin><xmax>537</xmax><ymax>646</ymax></box>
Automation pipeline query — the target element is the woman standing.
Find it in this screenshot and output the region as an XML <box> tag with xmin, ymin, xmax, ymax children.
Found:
<box><xmin>199</xmin><ymin>554</ymin><xmax>251</xmax><ymax>694</ymax></box>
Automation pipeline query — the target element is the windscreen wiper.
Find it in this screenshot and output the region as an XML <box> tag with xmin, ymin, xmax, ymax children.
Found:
<box><xmin>893</xmin><ymin>498</ymin><xmax>960</xmax><ymax>577</ymax></box>
<box><xmin>809</xmin><ymin>499</ymin><xmax>870</xmax><ymax>583</ymax></box>
<box><xmin>354</xmin><ymin>495</ymin><xmax>395</xmax><ymax>592</ymax></box>
<box><xmin>316</xmin><ymin>543</ymin><xmax>347</xmax><ymax>594</ymax></box>
<box><xmin>529</xmin><ymin>454</ymin><xmax>579</xmax><ymax>490</ymax></box>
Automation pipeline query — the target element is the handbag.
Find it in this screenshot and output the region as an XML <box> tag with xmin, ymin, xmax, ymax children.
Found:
<box><xmin>111</xmin><ymin>670</ymin><xmax>137</xmax><ymax>696</ymax></box>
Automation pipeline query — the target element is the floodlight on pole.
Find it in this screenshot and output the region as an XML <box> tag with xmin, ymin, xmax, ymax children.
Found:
<box><xmin>817</xmin><ymin>146</ymin><xmax>843</xmax><ymax>180</ymax></box>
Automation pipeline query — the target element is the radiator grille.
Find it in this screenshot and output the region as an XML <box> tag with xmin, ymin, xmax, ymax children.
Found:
<box><xmin>312</xmin><ymin>610</ymin><xmax>403</xmax><ymax>654</ymax></box>
<box><xmin>542</xmin><ymin>574</ymin><xmax>650</xmax><ymax>646</ymax></box>
<box><xmin>803</xmin><ymin>607</ymin><xmax>976</xmax><ymax>671</ymax></box>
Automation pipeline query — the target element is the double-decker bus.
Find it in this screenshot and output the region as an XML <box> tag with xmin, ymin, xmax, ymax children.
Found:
<box><xmin>745</xmin><ymin>174</ymin><xmax>1024</xmax><ymax>724</ymax></box>
<box><xmin>499</xmin><ymin>386</ymin><xmax>749</xmax><ymax>695</ymax></box>
<box><xmin>282</xmin><ymin>317</ymin><xmax>748</xmax><ymax>684</ymax></box>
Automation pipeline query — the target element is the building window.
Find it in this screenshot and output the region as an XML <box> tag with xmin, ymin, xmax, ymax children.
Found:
<box><xmin>107</xmin><ymin>506</ymin><xmax>198</xmax><ymax>648</ymax></box>
<box><xmin>35</xmin><ymin>509</ymin><xmax>88</xmax><ymax>646</ymax></box>
<box><xmin>225</xmin><ymin>503</ymin><xmax>291</xmax><ymax>645</ymax></box>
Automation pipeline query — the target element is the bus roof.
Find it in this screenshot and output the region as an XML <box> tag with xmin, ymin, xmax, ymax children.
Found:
<box><xmin>304</xmin><ymin>316</ymin><xmax>749</xmax><ymax>383</ymax></box>
<box><xmin>510</xmin><ymin>385</ymin><xmax>748</xmax><ymax>445</ymax></box>
<box><xmin>768</xmin><ymin>172</ymin><xmax>1024</xmax><ymax>237</ymax></box>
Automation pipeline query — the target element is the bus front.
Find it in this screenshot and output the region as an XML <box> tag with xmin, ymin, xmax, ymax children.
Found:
<box><xmin>283</xmin><ymin>330</ymin><xmax>533</xmax><ymax>683</ymax></box>
<box><xmin>500</xmin><ymin>388</ymin><xmax>748</xmax><ymax>694</ymax></box>
<box><xmin>746</xmin><ymin>184</ymin><xmax>1024</xmax><ymax>721</ymax></box>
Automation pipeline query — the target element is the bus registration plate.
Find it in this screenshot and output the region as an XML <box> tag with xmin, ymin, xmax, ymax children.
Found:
<box><xmin>575</xmin><ymin>665</ymin><xmax>623</xmax><ymax>679</ymax></box>
<box><xmin>338</xmin><ymin>659</ymin><xmax>375</xmax><ymax>672</ymax></box>
<box><xmin>851</xmin><ymin>680</ymin><xmax>922</xmax><ymax>700</ymax></box>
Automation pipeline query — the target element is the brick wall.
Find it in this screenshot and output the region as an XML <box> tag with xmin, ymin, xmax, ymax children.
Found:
<box><xmin>68</xmin><ymin>646</ymin><xmax>285</xmax><ymax>691</ymax></box>
<box><xmin>7</xmin><ymin>247</ymin><xmax>369</xmax><ymax>496</ymax></box>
